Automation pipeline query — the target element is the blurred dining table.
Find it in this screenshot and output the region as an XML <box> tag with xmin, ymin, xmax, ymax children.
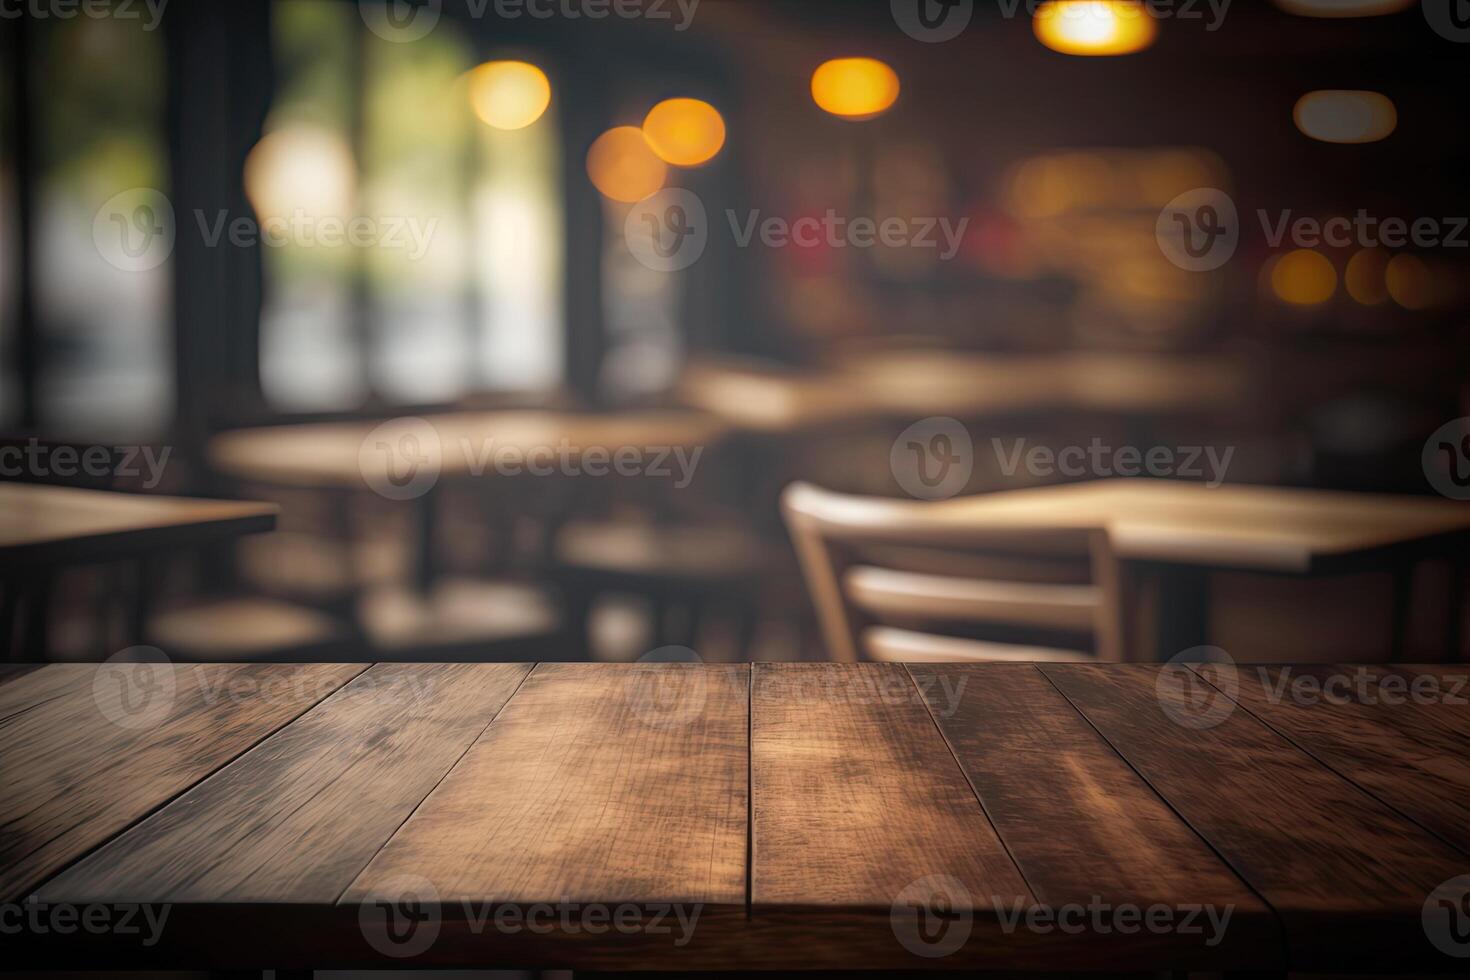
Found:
<box><xmin>909</xmin><ymin>479</ymin><xmax>1470</xmax><ymax>661</ymax></box>
<box><xmin>676</xmin><ymin>350</ymin><xmax>1255</xmax><ymax>434</ymax></box>
<box><xmin>208</xmin><ymin>409</ymin><xmax>729</xmax><ymax>593</ymax></box>
<box><xmin>0</xmin><ymin>484</ymin><xmax>278</xmax><ymax>660</ymax></box>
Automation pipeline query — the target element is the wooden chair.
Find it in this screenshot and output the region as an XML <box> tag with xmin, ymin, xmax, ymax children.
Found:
<box><xmin>781</xmin><ymin>482</ymin><xmax>1127</xmax><ymax>663</ymax></box>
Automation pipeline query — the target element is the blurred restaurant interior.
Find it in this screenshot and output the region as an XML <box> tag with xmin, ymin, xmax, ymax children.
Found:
<box><xmin>2</xmin><ymin>0</ymin><xmax>1469</xmax><ymax>668</ymax></box>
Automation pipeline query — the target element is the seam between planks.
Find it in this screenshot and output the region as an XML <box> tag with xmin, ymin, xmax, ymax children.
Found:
<box><xmin>331</xmin><ymin>661</ymin><xmax>538</xmax><ymax>906</ymax></box>
<box><xmin>902</xmin><ymin>663</ymin><xmax>1040</xmax><ymax>908</ymax></box>
<box><xmin>1032</xmin><ymin>662</ymin><xmax>1293</xmax><ymax>972</ymax></box>
<box><xmin>20</xmin><ymin>662</ymin><xmax>369</xmax><ymax>901</ymax></box>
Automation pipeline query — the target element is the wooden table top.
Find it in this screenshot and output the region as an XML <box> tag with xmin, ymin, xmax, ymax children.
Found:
<box><xmin>6</xmin><ymin>661</ymin><xmax>1468</xmax><ymax>973</ymax></box>
<box><xmin>0</xmin><ymin>484</ymin><xmax>278</xmax><ymax>568</ymax></box>
<box><xmin>209</xmin><ymin>409</ymin><xmax>728</xmax><ymax>488</ymax></box>
<box><xmin>920</xmin><ymin>479</ymin><xmax>1470</xmax><ymax>573</ymax></box>
<box><xmin>677</xmin><ymin>352</ymin><xmax>1253</xmax><ymax>433</ymax></box>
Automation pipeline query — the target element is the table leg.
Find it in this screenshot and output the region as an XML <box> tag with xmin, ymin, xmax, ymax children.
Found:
<box><xmin>0</xmin><ymin>580</ymin><xmax>19</xmax><ymax>663</ymax></box>
<box><xmin>1149</xmin><ymin>563</ymin><xmax>1211</xmax><ymax>661</ymax></box>
<box><xmin>412</xmin><ymin>486</ymin><xmax>440</xmax><ymax>598</ymax></box>
<box><xmin>1448</xmin><ymin>555</ymin><xmax>1466</xmax><ymax>662</ymax></box>
<box><xmin>22</xmin><ymin>574</ymin><xmax>52</xmax><ymax>662</ymax></box>
<box><xmin>1389</xmin><ymin>561</ymin><xmax>1414</xmax><ymax>662</ymax></box>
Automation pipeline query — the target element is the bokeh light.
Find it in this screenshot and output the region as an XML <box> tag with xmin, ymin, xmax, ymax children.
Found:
<box><xmin>244</xmin><ymin>125</ymin><xmax>356</xmax><ymax>221</ymax></box>
<box><xmin>1385</xmin><ymin>255</ymin><xmax>1434</xmax><ymax>310</ymax></box>
<box><xmin>468</xmin><ymin>60</ymin><xmax>552</xmax><ymax>131</ymax></box>
<box><xmin>1344</xmin><ymin>248</ymin><xmax>1390</xmax><ymax>305</ymax></box>
<box><xmin>811</xmin><ymin>58</ymin><xmax>900</xmax><ymax>120</ymax></box>
<box><xmin>1293</xmin><ymin>91</ymin><xmax>1397</xmax><ymax>144</ymax></box>
<box><xmin>585</xmin><ymin>126</ymin><xmax>668</xmax><ymax>203</ymax></box>
<box><xmin>1271</xmin><ymin>249</ymin><xmax>1337</xmax><ymax>305</ymax></box>
<box><xmin>1033</xmin><ymin>1</ymin><xmax>1159</xmax><ymax>56</ymax></box>
<box><xmin>642</xmin><ymin>98</ymin><xmax>726</xmax><ymax>167</ymax></box>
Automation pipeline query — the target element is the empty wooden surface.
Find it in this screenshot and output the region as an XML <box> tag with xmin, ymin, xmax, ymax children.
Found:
<box><xmin>1042</xmin><ymin>662</ymin><xmax>1467</xmax><ymax>971</ymax></box>
<box><xmin>0</xmin><ymin>484</ymin><xmax>278</xmax><ymax>567</ymax></box>
<box><xmin>910</xmin><ymin>663</ymin><xmax>1279</xmax><ymax>968</ymax></box>
<box><xmin>346</xmin><ymin>663</ymin><xmax>749</xmax><ymax>907</ymax></box>
<box><xmin>0</xmin><ymin>663</ymin><xmax>360</xmax><ymax>901</ymax></box>
<box><xmin>1194</xmin><ymin>663</ymin><xmax>1470</xmax><ymax>857</ymax></box>
<box><xmin>4</xmin><ymin>661</ymin><xmax>1468</xmax><ymax>973</ymax></box>
<box><xmin>41</xmin><ymin>663</ymin><xmax>530</xmax><ymax>903</ymax></box>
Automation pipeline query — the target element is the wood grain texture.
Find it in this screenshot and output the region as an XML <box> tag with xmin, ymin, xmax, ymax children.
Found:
<box><xmin>0</xmin><ymin>485</ymin><xmax>277</xmax><ymax>567</ymax></box>
<box><xmin>1042</xmin><ymin>663</ymin><xmax>1467</xmax><ymax>972</ymax></box>
<box><xmin>40</xmin><ymin>663</ymin><xmax>531</xmax><ymax>903</ymax></box>
<box><xmin>909</xmin><ymin>663</ymin><xmax>1281</xmax><ymax>968</ymax></box>
<box><xmin>344</xmin><ymin>663</ymin><xmax>749</xmax><ymax>907</ymax></box>
<box><xmin>750</xmin><ymin>663</ymin><xmax>1058</xmax><ymax>969</ymax></box>
<box><xmin>1392</xmin><ymin>665</ymin><xmax>1470</xmax><ymax>740</ymax></box>
<box><xmin>0</xmin><ymin>663</ymin><xmax>361</xmax><ymax>901</ymax></box>
<box><xmin>1196</xmin><ymin>663</ymin><xmax>1470</xmax><ymax>857</ymax></box>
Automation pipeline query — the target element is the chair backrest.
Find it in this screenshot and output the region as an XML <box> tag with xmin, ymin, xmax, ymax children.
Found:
<box><xmin>781</xmin><ymin>482</ymin><xmax>1125</xmax><ymax>663</ymax></box>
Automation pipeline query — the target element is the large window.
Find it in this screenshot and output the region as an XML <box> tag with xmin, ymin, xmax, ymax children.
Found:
<box><xmin>32</xmin><ymin>12</ymin><xmax>171</xmax><ymax>439</ymax></box>
<box><xmin>258</xmin><ymin>0</ymin><xmax>564</xmax><ymax>411</ymax></box>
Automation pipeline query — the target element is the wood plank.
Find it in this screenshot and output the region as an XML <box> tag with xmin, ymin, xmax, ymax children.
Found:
<box><xmin>40</xmin><ymin>663</ymin><xmax>531</xmax><ymax>903</ymax></box>
<box><xmin>908</xmin><ymin>663</ymin><xmax>1281</xmax><ymax>969</ymax></box>
<box><xmin>334</xmin><ymin>663</ymin><xmax>748</xmax><ymax>968</ymax></box>
<box><xmin>0</xmin><ymin>663</ymin><xmax>362</xmax><ymax>901</ymax></box>
<box><xmin>750</xmin><ymin>663</ymin><xmax>1053</xmax><ymax>970</ymax></box>
<box><xmin>1195</xmin><ymin>663</ymin><xmax>1470</xmax><ymax>857</ymax></box>
<box><xmin>1042</xmin><ymin>663</ymin><xmax>1467</xmax><ymax>973</ymax></box>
